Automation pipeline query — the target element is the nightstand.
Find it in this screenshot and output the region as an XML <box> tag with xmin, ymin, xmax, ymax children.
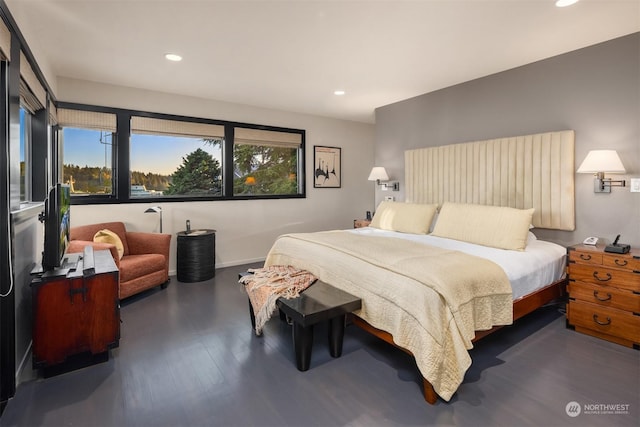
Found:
<box><xmin>176</xmin><ymin>229</ymin><xmax>216</xmax><ymax>282</ymax></box>
<box><xmin>353</xmin><ymin>219</ymin><xmax>371</xmax><ymax>228</ymax></box>
<box><xmin>566</xmin><ymin>244</ymin><xmax>640</xmax><ymax>348</ymax></box>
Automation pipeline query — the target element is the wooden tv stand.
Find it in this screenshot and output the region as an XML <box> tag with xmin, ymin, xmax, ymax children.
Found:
<box><xmin>30</xmin><ymin>248</ymin><xmax>120</xmax><ymax>374</ymax></box>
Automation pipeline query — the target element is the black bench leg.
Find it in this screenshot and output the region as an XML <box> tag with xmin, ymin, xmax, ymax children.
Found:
<box><xmin>293</xmin><ymin>323</ymin><xmax>313</xmax><ymax>371</ymax></box>
<box><xmin>328</xmin><ymin>314</ymin><xmax>346</xmax><ymax>358</ymax></box>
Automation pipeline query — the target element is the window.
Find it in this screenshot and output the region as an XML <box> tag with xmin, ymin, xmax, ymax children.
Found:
<box><xmin>130</xmin><ymin>117</ymin><xmax>224</xmax><ymax>198</ymax></box>
<box><xmin>19</xmin><ymin>106</ymin><xmax>31</xmax><ymax>202</ymax></box>
<box><xmin>19</xmin><ymin>50</ymin><xmax>48</xmax><ymax>203</ymax></box>
<box><xmin>58</xmin><ymin>104</ymin><xmax>305</xmax><ymax>203</ymax></box>
<box><xmin>58</xmin><ymin>109</ymin><xmax>116</xmax><ymax>196</ymax></box>
<box><xmin>19</xmin><ymin>50</ymin><xmax>46</xmax><ymax>202</ymax></box>
<box><xmin>233</xmin><ymin>127</ymin><xmax>302</xmax><ymax>196</ymax></box>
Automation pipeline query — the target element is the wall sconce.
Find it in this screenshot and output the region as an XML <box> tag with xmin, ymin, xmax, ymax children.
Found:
<box><xmin>368</xmin><ymin>166</ymin><xmax>399</xmax><ymax>191</ymax></box>
<box><xmin>144</xmin><ymin>206</ymin><xmax>163</xmax><ymax>232</ymax></box>
<box><xmin>577</xmin><ymin>150</ymin><xmax>626</xmax><ymax>193</ymax></box>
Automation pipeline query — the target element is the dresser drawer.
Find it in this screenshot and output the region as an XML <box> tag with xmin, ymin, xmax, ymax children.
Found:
<box><xmin>602</xmin><ymin>254</ymin><xmax>640</xmax><ymax>271</ymax></box>
<box><xmin>568</xmin><ymin>281</ymin><xmax>640</xmax><ymax>313</ymax></box>
<box><xmin>569</xmin><ymin>250</ymin><xmax>603</xmax><ymax>265</ymax></box>
<box><xmin>569</xmin><ymin>248</ymin><xmax>640</xmax><ymax>271</ymax></box>
<box><xmin>568</xmin><ymin>300</ymin><xmax>640</xmax><ymax>343</ymax></box>
<box><xmin>568</xmin><ymin>263</ymin><xmax>640</xmax><ymax>292</ymax></box>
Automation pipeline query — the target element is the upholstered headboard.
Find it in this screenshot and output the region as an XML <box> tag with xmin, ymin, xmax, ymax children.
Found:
<box><xmin>405</xmin><ymin>130</ymin><xmax>575</xmax><ymax>231</ymax></box>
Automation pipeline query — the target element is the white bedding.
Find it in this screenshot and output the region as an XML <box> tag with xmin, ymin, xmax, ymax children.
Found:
<box><xmin>265</xmin><ymin>230</ymin><xmax>515</xmax><ymax>401</ymax></box>
<box><xmin>348</xmin><ymin>227</ymin><xmax>566</xmax><ymax>300</ymax></box>
<box><xmin>264</xmin><ymin>228</ymin><xmax>566</xmax><ymax>401</ymax></box>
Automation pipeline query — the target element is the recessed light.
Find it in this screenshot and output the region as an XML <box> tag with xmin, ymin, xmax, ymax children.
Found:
<box><xmin>555</xmin><ymin>0</ymin><xmax>579</xmax><ymax>7</ymax></box>
<box><xmin>334</xmin><ymin>90</ymin><xmax>346</xmax><ymax>96</ymax></box>
<box><xmin>164</xmin><ymin>53</ymin><xmax>182</xmax><ymax>62</ymax></box>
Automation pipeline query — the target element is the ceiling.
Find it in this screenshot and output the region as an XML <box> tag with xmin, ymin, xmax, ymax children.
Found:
<box><xmin>5</xmin><ymin>0</ymin><xmax>640</xmax><ymax>124</ymax></box>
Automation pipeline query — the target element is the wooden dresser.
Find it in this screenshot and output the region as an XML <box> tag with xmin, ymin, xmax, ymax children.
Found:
<box><xmin>31</xmin><ymin>249</ymin><xmax>120</xmax><ymax>372</ymax></box>
<box><xmin>566</xmin><ymin>244</ymin><xmax>640</xmax><ymax>348</ymax></box>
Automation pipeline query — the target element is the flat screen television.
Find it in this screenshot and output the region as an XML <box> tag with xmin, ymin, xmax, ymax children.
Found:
<box><xmin>41</xmin><ymin>183</ymin><xmax>71</xmax><ymax>273</ymax></box>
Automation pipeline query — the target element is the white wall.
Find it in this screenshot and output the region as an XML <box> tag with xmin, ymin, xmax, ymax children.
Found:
<box><xmin>58</xmin><ymin>77</ymin><xmax>375</xmax><ymax>273</ymax></box>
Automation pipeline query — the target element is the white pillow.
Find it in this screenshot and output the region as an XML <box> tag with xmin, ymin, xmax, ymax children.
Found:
<box><xmin>431</xmin><ymin>202</ymin><xmax>534</xmax><ymax>251</ymax></box>
<box><xmin>370</xmin><ymin>201</ymin><xmax>438</xmax><ymax>234</ymax></box>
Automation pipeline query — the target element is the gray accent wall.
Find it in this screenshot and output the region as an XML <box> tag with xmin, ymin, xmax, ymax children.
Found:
<box><xmin>375</xmin><ymin>33</ymin><xmax>640</xmax><ymax>247</ymax></box>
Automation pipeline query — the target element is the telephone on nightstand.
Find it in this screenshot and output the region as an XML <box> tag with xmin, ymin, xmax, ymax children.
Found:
<box><xmin>604</xmin><ymin>234</ymin><xmax>631</xmax><ymax>254</ymax></box>
<box><xmin>583</xmin><ymin>236</ymin><xmax>598</xmax><ymax>245</ymax></box>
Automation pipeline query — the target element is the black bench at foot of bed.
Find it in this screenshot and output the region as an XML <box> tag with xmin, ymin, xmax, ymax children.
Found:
<box><xmin>239</xmin><ymin>272</ymin><xmax>361</xmax><ymax>371</ymax></box>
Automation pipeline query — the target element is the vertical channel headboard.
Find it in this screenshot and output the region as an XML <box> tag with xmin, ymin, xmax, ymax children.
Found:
<box><xmin>405</xmin><ymin>130</ymin><xmax>575</xmax><ymax>230</ymax></box>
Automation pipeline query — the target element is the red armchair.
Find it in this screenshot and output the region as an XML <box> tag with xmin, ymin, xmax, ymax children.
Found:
<box><xmin>68</xmin><ymin>221</ymin><xmax>171</xmax><ymax>299</ymax></box>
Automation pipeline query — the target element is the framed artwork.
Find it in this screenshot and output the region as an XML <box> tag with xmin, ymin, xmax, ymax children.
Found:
<box><xmin>314</xmin><ymin>146</ymin><xmax>341</xmax><ymax>188</ymax></box>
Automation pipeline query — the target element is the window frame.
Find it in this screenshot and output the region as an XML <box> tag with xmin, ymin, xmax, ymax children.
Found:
<box><xmin>58</xmin><ymin>102</ymin><xmax>306</xmax><ymax>205</ymax></box>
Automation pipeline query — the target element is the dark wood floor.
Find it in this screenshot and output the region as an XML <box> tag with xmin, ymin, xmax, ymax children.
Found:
<box><xmin>2</xmin><ymin>263</ymin><xmax>638</xmax><ymax>426</ymax></box>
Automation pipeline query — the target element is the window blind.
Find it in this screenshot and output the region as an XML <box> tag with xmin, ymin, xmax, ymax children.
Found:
<box><xmin>234</xmin><ymin>127</ymin><xmax>302</xmax><ymax>148</ymax></box>
<box><xmin>20</xmin><ymin>51</ymin><xmax>46</xmax><ymax>110</ymax></box>
<box><xmin>49</xmin><ymin>104</ymin><xmax>58</xmax><ymax>126</ymax></box>
<box><xmin>58</xmin><ymin>108</ymin><xmax>117</xmax><ymax>131</ymax></box>
<box><xmin>19</xmin><ymin>79</ymin><xmax>41</xmax><ymax>113</ymax></box>
<box><xmin>131</xmin><ymin>116</ymin><xmax>225</xmax><ymax>140</ymax></box>
<box><xmin>0</xmin><ymin>18</ymin><xmax>10</xmax><ymax>61</ymax></box>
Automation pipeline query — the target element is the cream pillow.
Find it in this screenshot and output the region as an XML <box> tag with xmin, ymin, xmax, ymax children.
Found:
<box><xmin>370</xmin><ymin>201</ymin><xmax>438</xmax><ymax>234</ymax></box>
<box><xmin>431</xmin><ymin>202</ymin><xmax>534</xmax><ymax>251</ymax></box>
<box><xmin>93</xmin><ymin>229</ymin><xmax>125</xmax><ymax>259</ymax></box>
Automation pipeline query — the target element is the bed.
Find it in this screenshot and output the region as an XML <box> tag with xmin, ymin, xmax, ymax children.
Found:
<box><xmin>266</xmin><ymin>130</ymin><xmax>575</xmax><ymax>403</ymax></box>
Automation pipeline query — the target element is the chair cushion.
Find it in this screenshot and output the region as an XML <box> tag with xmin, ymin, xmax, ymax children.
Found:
<box><xmin>119</xmin><ymin>254</ymin><xmax>167</xmax><ymax>284</ymax></box>
<box><xmin>94</xmin><ymin>229</ymin><xmax>125</xmax><ymax>259</ymax></box>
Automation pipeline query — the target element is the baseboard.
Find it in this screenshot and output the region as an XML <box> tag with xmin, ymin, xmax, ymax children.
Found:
<box><xmin>216</xmin><ymin>257</ymin><xmax>265</xmax><ymax>269</ymax></box>
<box><xmin>168</xmin><ymin>257</ymin><xmax>264</xmax><ymax>277</ymax></box>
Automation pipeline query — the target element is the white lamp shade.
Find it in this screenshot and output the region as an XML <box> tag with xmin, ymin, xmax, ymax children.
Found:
<box><xmin>577</xmin><ymin>150</ymin><xmax>626</xmax><ymax>174</ymax></box>
<box><xmin>368</xmin><ymin>166</ymin><xmax>389</xmax><ymax>181</ymax></box>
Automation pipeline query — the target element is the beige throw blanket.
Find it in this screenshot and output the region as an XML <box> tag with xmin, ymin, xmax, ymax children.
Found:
<box><xmin>265</xmin><ymin>231</ymin><xmax>513</xmax><ymax>401</ymax></box>
<box><xmin>240</xmin><ymin>266</ymin><xmax>316</xmax><ymax>335</ymax></box>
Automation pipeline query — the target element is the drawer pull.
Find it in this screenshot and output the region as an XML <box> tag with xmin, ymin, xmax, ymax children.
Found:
<box><xmin>593</xmin><ymin>291</ymin><xmax>612</xmax><ymax>301</ymax></box>
<box><xmin>592</xmin><ymin>271</ymin><xmax>612</xmax><ymax>282</ymax></box>
<box><xmin>614</xmin><ymin>259</ymin><xmax>628</xmax><ymax>267</ymax></box>
<box><xmin>579</xmin><ymin>254</ymin><xmax>592</xmax><ymax>261</ymax></box>
<box><xmin>592</xmin><ymin>314</ymin><xmax>611</xmax><ymax>326</ymax></box>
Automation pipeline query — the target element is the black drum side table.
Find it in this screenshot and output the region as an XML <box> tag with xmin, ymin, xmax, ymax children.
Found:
<box><xmin>176</xmin><ymin>229</ymin><xmax>216</xmax><ymax>282</ymax></box>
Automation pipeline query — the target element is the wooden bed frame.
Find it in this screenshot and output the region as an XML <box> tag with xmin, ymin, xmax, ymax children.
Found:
<box><xmin>351</xmin><ymin>278</ymin><xmax>567</xmax><ymax>404</ymax></box>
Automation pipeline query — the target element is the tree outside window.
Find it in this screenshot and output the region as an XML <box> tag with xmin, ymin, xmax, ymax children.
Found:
<box><xmin>164</xmin><ymin>148</ymin><xmax>221</xmax><ymax>196</ymax></box>
<box><xmin>233</xmin><ymin>128</ymin><xmax>302</xmax><ymax>196</ymax></box>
